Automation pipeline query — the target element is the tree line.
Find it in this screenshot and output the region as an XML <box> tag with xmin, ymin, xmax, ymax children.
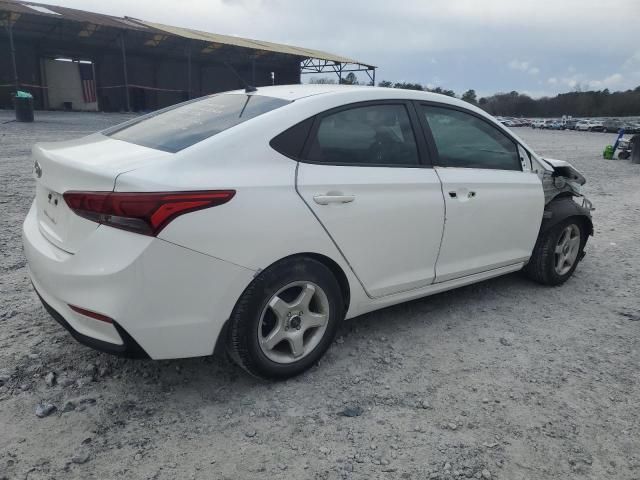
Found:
<box><xmin>309</xmin><ymin>75</ymin><xmax>640</xmax><ymax>117</ymax></box>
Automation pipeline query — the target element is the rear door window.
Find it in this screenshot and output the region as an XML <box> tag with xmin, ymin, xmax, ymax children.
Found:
<box><xmin>304</xmin><ymin>104</ymin><xmax>420</xmax><ymax>166</ymax></box>
<box><xmin>106</xmin><ymin>94</ymin><xmax>290</xmax><ymax>153</ymax></box>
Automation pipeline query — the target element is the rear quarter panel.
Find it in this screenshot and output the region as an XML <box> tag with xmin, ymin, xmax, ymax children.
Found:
<box><xmin>114</xmin><ymin>111</ymin><xmax>369</xmax><ymax>318</ymax></box>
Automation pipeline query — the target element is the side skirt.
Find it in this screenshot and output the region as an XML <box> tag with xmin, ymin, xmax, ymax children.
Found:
<box><xmin>346</xmin><ymin>262</ymin><xmax>524</xmax><ymax>319</ymax></box>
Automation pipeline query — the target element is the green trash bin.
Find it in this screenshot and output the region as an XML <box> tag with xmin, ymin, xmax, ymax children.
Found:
<box><xmin>15</xmin><ymin>90</ymin><xmax>34</xmax><ymax>122</ymax></box>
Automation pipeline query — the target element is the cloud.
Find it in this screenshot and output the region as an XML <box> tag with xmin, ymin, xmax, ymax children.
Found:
<box><xmin>586</xmin><ymin>73</ymin><xmax>624</xmax><ymax>89</ymax></box>
<box><xmin>509</xmin><ymin>60</ymin><xmax>540</xmax><ymax>75</ymax></box>
<box><xmin>622</xmin><ymin>50</ymin><xmax>640</xmax><ymax>70</ymax></box>
<box><xmin>544</xmin><ymin>71</ymin><xmax>631</xmax><ymax>93</ymax></box>
<box><xmin>509</xmin><ymin>60</ymin><xmax>529</xmax><ymax>71</ymax></box>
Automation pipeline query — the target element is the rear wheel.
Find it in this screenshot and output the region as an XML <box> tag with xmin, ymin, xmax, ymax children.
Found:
<box><xmin>524</xmin><ymin>218</ymin><xmax>587</xmax><ymax>286</ymax></box>
<box><xmin>227</xmin><ymin>257</ymin><xmax>344</xmax><ymax>379</ymax></box>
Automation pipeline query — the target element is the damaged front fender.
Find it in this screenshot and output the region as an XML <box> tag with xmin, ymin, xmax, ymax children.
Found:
<box><xmin>540</xmin><ymin>197</ymin><xmax>594</xmax><ymax>236</ymax></box>
<box><xmin>539</xmin><ymin>157</ymin><xmax>589</xmax><ymax>205</ymax></box>
<box><xmin>534</xmin><ymin>157</ymin><xmax>594</xmax><ymax>237</ymax></box>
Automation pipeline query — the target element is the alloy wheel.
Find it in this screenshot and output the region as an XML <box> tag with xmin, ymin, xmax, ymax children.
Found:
<box><xmin>257</xmin><ymin>281</ymin><xmax>330</xmax><ymax>364</ymax></box>
<box><xmin>554</xmin><ymin>224</ymin><xmax>581</xmax><ymax>275</ymax></box>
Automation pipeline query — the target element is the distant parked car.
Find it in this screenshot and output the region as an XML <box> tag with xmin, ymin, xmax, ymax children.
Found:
<box><xmin>564</xmin><ymin>119</ymin><xmax>579</xmax><ymax>130</ymax></box>
<box><xmin>576</xmin><ymin>120</ymin><xmax>603</xmax><ymax>132</ymax></box>
<box><xmin>589</xmin><ymin>120</ymin><xmax>605</xmax><ymax>132</ymax></box>
<box><xmin>602</xmin><ymin>119</ymin><xmax>623</xmax><ymax>133</ymax></box>
<box><xmin>531</xmin><ymin>120</ymin><xmax>546</xmax><ymax>129</ymax></box>
<box><xmin>622</xmin><ymin>122</ymin><xmax>640</xmax><ymax>134</ymax></box>
<box><xmin>548</xmin><ymin>121</ymin><xmax>564</xmax><ymax>130</ymax></box>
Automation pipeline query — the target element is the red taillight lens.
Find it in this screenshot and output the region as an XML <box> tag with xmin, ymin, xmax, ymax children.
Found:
<box><xmin>63</xmin><ymin>190</ymin><xmax>235</xmax><ymax>236</ymax></box>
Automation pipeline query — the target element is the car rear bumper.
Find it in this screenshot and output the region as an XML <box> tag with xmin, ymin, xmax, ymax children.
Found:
<box><xmin>23</xmin><ymin>201</ymin><xmax>256</xmax><ymax>359</ymax></box>
<box><xmin>34</xmin><ymin>288</ymin><xmax>149</xmax><ymax>358</ymax></box>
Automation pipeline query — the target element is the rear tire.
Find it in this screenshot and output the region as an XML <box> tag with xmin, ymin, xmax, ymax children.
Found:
<box><xmin>524</xmin><ymin>218</ymin><xmax>588</xmax><ymax>286</ymax></box>
<box><xmin>227</xmin><ymin>257</ymin><xmax>344</xmax><ymax>379</ymax></box>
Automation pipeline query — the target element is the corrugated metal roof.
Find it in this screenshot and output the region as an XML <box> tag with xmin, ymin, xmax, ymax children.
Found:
<box><xmin>0</xmin><ymin>0</ymin><xmax>373</xmax><ymax>67</ymax></box>
<box><xmin>135</xmin><ymin>20</ymin><xmax>369</xmax><ymax>66</ymax></box>
<box><xmin>0</xmin><ymin>0</ymin><xmax>150</xmax><ymax>30</ymax></box>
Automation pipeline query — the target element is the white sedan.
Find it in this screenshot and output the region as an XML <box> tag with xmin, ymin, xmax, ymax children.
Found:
<box><xmin>23</xmin><ymin>85</ymin><xmax>593</xmax><ymax>379</ymax></box>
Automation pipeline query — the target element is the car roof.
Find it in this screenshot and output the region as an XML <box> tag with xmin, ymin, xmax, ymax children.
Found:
<box><xmin>225</xmin><ymin>84</ymin><xmax>471</xmax><ymax>107</ymax></box>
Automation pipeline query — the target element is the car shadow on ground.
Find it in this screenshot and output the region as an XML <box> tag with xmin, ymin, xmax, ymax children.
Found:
<box><xmin>50</xmin><ymin>270</ymin><xmax>544</xmax><ymax>405</ymax></box>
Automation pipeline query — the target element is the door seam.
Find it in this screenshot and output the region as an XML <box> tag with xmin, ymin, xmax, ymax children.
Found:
<box><xmin>293</xmin><ymin>162</ymin><xmax>375</xmax><ymax>299</ymax></box>
<box><xmin>432</xmin><ymin>167</ymin><xmax>447</xmax><ymax>284</ymax></box>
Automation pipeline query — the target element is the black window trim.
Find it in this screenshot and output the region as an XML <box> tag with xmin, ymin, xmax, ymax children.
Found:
<box><xmin>291</xmin><ymin>100</ymin><xmax>433</xmax><ymax>169</ymax></box>
<box><xmin>414</xmin><ymin>100</ymin><xmax>523</xmax><ymax>172</ymax></box>
<box><xmin>268</xmin><ymin>117</ymin><xmax>315</xmax><ymax>162</ymax></box>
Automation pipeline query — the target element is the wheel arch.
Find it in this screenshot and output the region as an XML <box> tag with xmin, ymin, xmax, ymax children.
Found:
<box><xmin>213</xmin><ymin>251</ymin><xmax>352</xmax><ymax>358</ymax></box>
<box><xmin>540</xmin><ymin>197</ymin><xmax>593</xmax><ymax>238</ymax></box>
<box><xmin>284</xmin><ymin>252</ymin><xmax>351</xmax><ymax>312</ymax></box>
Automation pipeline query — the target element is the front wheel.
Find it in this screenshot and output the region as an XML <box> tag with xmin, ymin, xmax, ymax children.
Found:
<box><xmin>524</xmin><ymin>218</ymin><xmax>588</xmax><ymax>286</ymax></box>
<box><xmin>227</xmin><ymin>257</ymin><xmax>344</xmax><ymax>379</ymax></box>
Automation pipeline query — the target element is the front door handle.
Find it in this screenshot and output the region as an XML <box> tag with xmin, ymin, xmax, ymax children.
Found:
<box><xmin>313</xmin><ymin>194</ymin><xmax>356</xmax><ymax>205</ymax></box>
<box><xmin>449</xmin><ymin>190</ymin><xmax>476</xmax><ymax>199</ymax></box>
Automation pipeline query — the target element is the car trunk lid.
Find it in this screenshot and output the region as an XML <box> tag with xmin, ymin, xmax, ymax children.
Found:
<box><xmin>33</xmin><ymin>134</ymin><xmax>171</xmax><ymax>253</ymax></box>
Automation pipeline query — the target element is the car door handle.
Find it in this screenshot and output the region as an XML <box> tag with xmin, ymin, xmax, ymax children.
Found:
<box><xmin>313</xmin><ymin>194</ymin><xmax>356</xmax><ymax>205</ymax></box>
<box><xmin>448</xmin><ymin>191</ymin><xmax>476</xmax><ymax>199</ymax></box>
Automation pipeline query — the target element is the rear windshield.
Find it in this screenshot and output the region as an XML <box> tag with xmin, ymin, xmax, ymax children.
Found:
<box><xmin>105</xmin><ymin>94</ymin><xmax>290</xmax><ymax>153</ymax></box>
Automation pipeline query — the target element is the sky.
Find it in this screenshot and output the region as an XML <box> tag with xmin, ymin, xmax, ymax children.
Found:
<box><xmin>42</xmin><ymin>0</ymin><xmax>640</xmax><ymax>99</ymax></box>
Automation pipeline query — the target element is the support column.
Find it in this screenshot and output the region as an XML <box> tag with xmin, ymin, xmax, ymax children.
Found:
<box><xmin>39</xmin><ymin>56</ymin><xmax>49</xmax><ymax>109</ymax></box>
<box><xmin>5</xmin><ymin>20</ymin><xmax>19</xmax><ymax>95</ymax></box>
<box><xmin>251</xmin><ymin>57</ymin><xmax>256</xmax><ymax>86</ymax></box>
<box><xmin>91</xmin><ymin>61</ymin><xmax>99</xmax><ymax>111</ymax></box>
<box><xmin>186</xmin><ymin>45</ymin><xmax>192</xmax><ymax>99</ymax></box>
<box><xmin>119</xmin><ymin>33</ymin><xmax>131</xmax><ymax>112</ymax></box>
<box><xmin>152</xmin><ymin>60</ymin><xmax>159</xmax><ymax>109</ymax></box>
<box><xmin>372</xmin><ymin>68</ymin><xmax>376</xmax><ymax>86</ymax></box>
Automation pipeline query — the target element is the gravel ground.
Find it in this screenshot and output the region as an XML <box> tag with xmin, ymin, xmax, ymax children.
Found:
<box><xmin>1</xmin><ymin>110</ymin><xmax>639</xmax><ymax>480</ymax></box>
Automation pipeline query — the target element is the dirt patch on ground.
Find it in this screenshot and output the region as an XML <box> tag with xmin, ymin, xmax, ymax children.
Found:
<box><xmin>1</xmin><ymin>111</ymin><xmax>639</xmax><ymax>480</ymax></box>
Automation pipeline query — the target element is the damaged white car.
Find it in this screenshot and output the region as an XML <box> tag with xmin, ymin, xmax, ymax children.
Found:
<box><xmin>23</xmin><ymin>85</ymin><xmax>593</xmax><ymax>379</ymax></box>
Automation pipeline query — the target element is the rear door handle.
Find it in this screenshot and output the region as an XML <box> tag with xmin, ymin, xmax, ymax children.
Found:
<box><xmin>449</xmin><ymin>191</ymin><xmax>476</xmax><ymax>199</ymax></box>
<box><xmin>313</xmin><ymin>194</ymin><xmax>356</xmax><ymax>205</ymax></box>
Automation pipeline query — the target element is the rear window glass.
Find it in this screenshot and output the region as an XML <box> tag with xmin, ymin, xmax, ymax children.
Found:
<box><xmin>105</xmin><ymin>94</ymin><xmax>290</xmax><ymax>153</ymax></box>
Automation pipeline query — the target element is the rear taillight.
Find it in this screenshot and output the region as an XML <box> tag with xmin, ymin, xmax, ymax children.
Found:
<box><xmin>63</xmin><ymin>190</ymin><xmax>235</xmax><ymax>236</ymax></box>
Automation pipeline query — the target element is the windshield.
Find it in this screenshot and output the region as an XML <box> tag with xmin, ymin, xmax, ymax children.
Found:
<box><xmin>105</xmin><ymin>94</ymin><xmax>290</xmax><ymax>153</ymax></box>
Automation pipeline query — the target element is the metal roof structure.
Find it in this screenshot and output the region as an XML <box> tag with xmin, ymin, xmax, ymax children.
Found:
<box><xmin>136</xmin><ymin>20</ymin><xmax>364</xmax><ymax>66</ymax></box>
<box><xmin>0</xmin><ymin>0</ymin><xmax>375</xmax><ymax>81</ymax></box>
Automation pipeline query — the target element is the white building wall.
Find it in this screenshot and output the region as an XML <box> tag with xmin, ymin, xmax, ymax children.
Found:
<box><xmin>44</xmin><ymin>59</ymin><xmax>98</xmax><ymax>111</ymax></box>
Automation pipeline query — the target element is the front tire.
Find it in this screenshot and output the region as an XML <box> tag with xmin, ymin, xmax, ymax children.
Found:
<box><xmin>524</xmin><ymin>218</ymin><xmax>587</xmax><ymax>286</ymax></box>
<box><xmin>227</xmin><ymin>257</ymin><xmax>344</xmax><ymax>379</ymax></box>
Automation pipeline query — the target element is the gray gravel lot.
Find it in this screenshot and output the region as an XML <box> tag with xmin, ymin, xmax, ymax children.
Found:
<box><xmin>1</xmin><ymin>110</ymin><xmax>639</xmax><ymax>480</ymax></box>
